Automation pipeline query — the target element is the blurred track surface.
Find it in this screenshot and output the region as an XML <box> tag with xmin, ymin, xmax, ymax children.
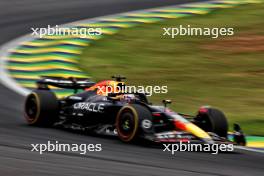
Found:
<box><xmin>0</xmin><ymin>0</ymin><xmax>263</xmax><ymax>175</ymax></box>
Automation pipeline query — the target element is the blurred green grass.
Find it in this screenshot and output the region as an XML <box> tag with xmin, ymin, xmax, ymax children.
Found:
<box><xmin>79</xmin><ymin>4</ymin><xmax>264</xmax><ymax>135</ymax></box>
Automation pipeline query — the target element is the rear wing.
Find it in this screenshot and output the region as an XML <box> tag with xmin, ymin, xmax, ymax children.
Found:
<box><xmin>37</xmin><ymin>76</ymin><xmax>95</xmax><ymax>93</ymax></box>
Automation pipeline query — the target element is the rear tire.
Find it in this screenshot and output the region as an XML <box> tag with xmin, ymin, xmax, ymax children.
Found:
<box><xmin>24</xmin><ymin>90</ymin><xmax>59</xmax><ymax>126</ymax></box>
<box><xmin>195</xmin><ymin>107</ymin><xmax>228</xmax><ymax>137</ymax></box>
<box><xmin>115</xmin><ymin>104</ymin><xmax>153</xmax><ymax>142</ymax></box>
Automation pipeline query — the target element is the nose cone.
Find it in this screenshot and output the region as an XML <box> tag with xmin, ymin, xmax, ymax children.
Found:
<box><xmin>174</xmin><ymin>120</ymin><xmax>213</xmax><ymax>143</ymax></box>
<box><xmin>186</xmin><ymin>123</ymin><xmax>214</xmax><ymax>143</ymax></box>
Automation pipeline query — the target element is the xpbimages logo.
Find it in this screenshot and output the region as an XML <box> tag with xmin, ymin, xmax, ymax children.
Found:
<box><xmin>31</xmin><ymin>141</ymin><xmax>102</xmax><ymax>154</ymax></box>
<box><xmin>31</xmin><ymin>25</ymin><xmax>102</xmax><ymax>38</ymax></box>
<box><xmin>96</xmin><ymin>85</ymin><xmax>168</xmax><ymax>96</ymax></box>
<box><xmin>163</xmin><ymin>25</ymin><xmax>234</xmax><ymax>39</ymax></box>
<box><xmin>163</xmin><ymin>142</ymin><xmax>234</xmax><ymax>154</ymax></box>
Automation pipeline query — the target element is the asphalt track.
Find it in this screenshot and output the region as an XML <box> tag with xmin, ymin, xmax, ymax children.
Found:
<box><xmin>0</xmin><ymin>0</ymin><xmax>263</xmax><ymax>175</ymax></box>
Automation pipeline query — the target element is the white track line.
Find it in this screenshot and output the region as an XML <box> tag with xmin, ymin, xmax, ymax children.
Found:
<box><xmin>0</xmin><ymin>35</ymin><xmax>34</xmax><ymax>96</ymax></box>
<box><xmin>234</xmin><ymin>146</ymin><xmax>264</xmax><ymax>154</ymax></box>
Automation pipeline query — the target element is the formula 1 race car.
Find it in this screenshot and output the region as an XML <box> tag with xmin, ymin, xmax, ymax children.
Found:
<box><xmin>24</xmin><ymin>76</ymin><xmax>246</xmax><ymax>145</ymax></box>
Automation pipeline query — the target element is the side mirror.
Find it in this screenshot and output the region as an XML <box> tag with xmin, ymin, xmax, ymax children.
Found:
<box><xmin>162</xmin><ymin>99</ymin><xmax>172</xmax><ymax>108</ymax></box>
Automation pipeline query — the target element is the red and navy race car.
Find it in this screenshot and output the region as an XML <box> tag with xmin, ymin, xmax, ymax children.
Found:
<box><xmin>24</xmin><ymin>76</ymin><xmax>246</xmax><ymax>145</ymax></box>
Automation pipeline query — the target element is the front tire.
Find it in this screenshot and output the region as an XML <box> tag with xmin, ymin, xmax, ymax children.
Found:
<box><xmin>24</xmin><ymin>90</ymin><xmax>59</xmax><ymax>126</ymax></box>
<box><xmin>194</xmin><ymin>107</ymin><xmax>228</xmax><ymax>137</ymax></box>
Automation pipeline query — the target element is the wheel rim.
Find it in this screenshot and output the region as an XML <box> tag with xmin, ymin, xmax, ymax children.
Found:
<box><xmin>116</xmin><ymin>107</ymin><xmax>138</xmax><ymax>142</ymax></box>
<box><xmin>119</xmin><ymin>111</ymin><xmax>135</xmax><ymax>136</ymax></box>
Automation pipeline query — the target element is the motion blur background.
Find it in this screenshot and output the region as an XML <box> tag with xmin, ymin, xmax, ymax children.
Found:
<box><xmin>0</xmin><ymin>0</ymin><xmax>263</xmax><ymax>175</ymax></box>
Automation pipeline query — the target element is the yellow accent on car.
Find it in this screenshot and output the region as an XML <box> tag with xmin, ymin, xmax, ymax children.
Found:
<box><xmin>185</xmin><ymin>123</ymin><xmax>211</xmax><ymax>140</ymax></box>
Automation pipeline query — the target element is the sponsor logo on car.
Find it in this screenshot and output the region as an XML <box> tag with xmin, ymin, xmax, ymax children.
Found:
<box><xmin>142</xmin><ymin>119</ymin><xmax>152</xmax><ymax>129</ymax></box>
<box><xmin>73</xmin><ymin>103</ymin><xmax>104</xmax><ymax>113</ymax></box>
